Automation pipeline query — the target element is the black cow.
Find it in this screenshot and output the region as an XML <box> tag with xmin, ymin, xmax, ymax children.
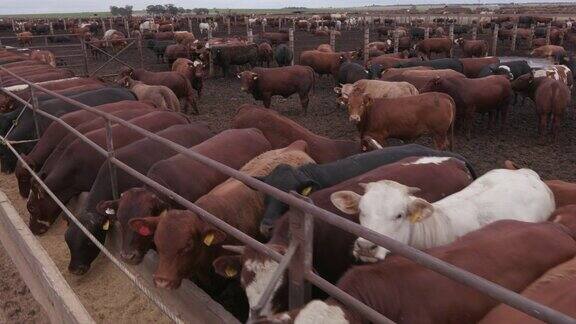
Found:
<box><xmin>411</xmin><ymin>27</ymin><xmax>425</xmax><ymax>39</ymax></box>
<box><xmin>274</xmin><ymin>44</ymin><xmax>293</xmax><ymax>67</ymax></box>
<box><xmin>559</xmin><ymin>55</ymin><xmax>576</xmax><ymax>83</ymax></box>
<box><xmin>368</xmin><ymin>63</ymin><xmax>385</xmax><ymax>79</ymax></box>
<box><xmin>65</xmin><ymin>123</ymin><xmax>213</xmax><ymax>275</ymax></box>
<box><xmin>0</xmin><ymin>87</ymin><xmax>136</xmax><ymax>173</ymax></box>
<box><xmin>337</xmin><ymin>62</ymin><xmax>369</xmax><ymax>84</ymax></box>
<box><xmin>212</xmin><ymin>44</ymin><xmax>258</xmax><ymax>77</ymax></box>
<box><xmin>146</xmin><ymin>39</ymin><xmax>175</xmax><ymax>62</ymax></box>
<box><xmin>257</xmin><ymin>143</ymin><xmax>477</xmax><ymax>236</ymax></box>
<box><xmin>47</xmin><ymin>35</ymin><xmax>72</xmax><ymax>43</ymax></box>
<box><xmin>395</xmin><ymin>58</ymin><xmax>464</xmax><ymax>73</ymax></box>
<box><xmin>478</xmin><ymin>60</ymin><xmax>531</xmax><ymax>80</ymax></box>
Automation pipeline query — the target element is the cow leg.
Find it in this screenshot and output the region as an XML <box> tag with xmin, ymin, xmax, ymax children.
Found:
<box><xmin>552</xmin><ymin>113</ymin><xmax>561</xmax><ymax>142</ymax></box>
<box><xmin>538</xmin><ymin>113</ymin><xmax>546</xmax><ymax>136</ymax></box>
<box><xmin>188</xmin><ymin>95</ymin><xmax>199</xmax><ymax>114</ymax></box>
<box><xmin>262</xmin><ymin>94</ymin><xmax>272</xmax><ymax>109</ymax></box>
<box><xmin>433</xmin><ymin>133</ymin><xmax>449</xmax><ymax>151</ymax></box>
<box><xmin>299</xmin><ymin>93</ymin><xmax>310</xmax><ymax>114</ymax></box>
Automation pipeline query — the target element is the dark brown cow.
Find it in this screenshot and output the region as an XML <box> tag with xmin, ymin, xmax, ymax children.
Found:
<box><xmin>415</xmin><ymin>37</ymin><xmax>452</xmax><ymax>59</ymax></box>
<box><xmin>26</xmin><ymin>110</ymin><xmax>189</xmax><ymax>234</ymax></box>
<box><xmin>456</xmin><ymin>38</ymin><xmax>488</xmax><ymax>57</ymax></box>
<box><xmin>260</xmin><ymin>219</ymin><xmax>576</xmax><ymax>323</ymax></box>
<box><xmin>128</xmin><ymin>142</ymin><xmax>313</xmax><ymax>289</ymax></box>
<box><xmin>213</xmin><ymin>156</ymin><xmax>474</xmax><ymax>316</ymax></box>
<box><xmin>511</xmin><ymin>74</ymin><xmax>571</xmax><ymax>141</ymax></box>
<box><xmin>1</xmin><ymin>69</ymin><xmax>75</xmax><ymax>87</ymax></box>
<box><xmin>260</xmin><ymin>32</ymin><xmax>289</xmax><ymax>45</ymax></box>
<box><xmin>171</xmin><ymin>58</ymin><xmax>204</xmax><ymax>97</ymax></box>
<box><xmin>15</xmin><ymin>102</ymin><xmax>153</xmax><ymax>197</ymax></box>
<box><xmin>164</xmin><ymin>44</ymin><xmax>189</xmax><ymax>65</ymax></box>
<box><xmin>299</xmin><ymin>50</ymin><xmax>351</xmax><ymax>77</ymax></box>
<box><xmin>154</xmin><ymin>31</ymin><xmax>174</xmax><ymax>40</ymax></box>
<box><xmin>238</xmin><ymin>66</ymin><xmax>315</xmax><ymax>112</ymax></box>
<box><xmin>354</xmin><ymin>92</ymin><xmax>456</xmax><ymax>150</ymax></box>
<box><xmin>117</xmin><ymin>67</ymin><xmax>197</xmax><ymax>114</ymax></box>
<box><xmin>95</xmin><ymin>128</ymin><xmax>271</xmax><ymax>266</ymax></box>
<box><xmin>420</xmin><ymin>75</ymin><xmax>512</xmax><ymax>136</ymax></box>
<box><xmin>257</xmin><ymin>42</ymin><xmax>273</xmax><ymax>67</ymax></box>
<box><xmin>459</xmin><ymin>57</ymin><xmax>500</xmax><ymax>78</ymax></box>
<box><xmin>232</xmin><ymin>105</ymin><xmax>359</xmax><ymax>163</ymax></box>
<box><xmin>367</xmin><ymin>56</ymin><xmax>418</xmax><ymax>70</ymax></box>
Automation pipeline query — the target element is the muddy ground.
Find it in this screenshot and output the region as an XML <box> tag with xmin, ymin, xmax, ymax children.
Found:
<box><xmin>0</xmin><ymin>22</ymin><xmax>575</xmax><ymax>323</ymax></box>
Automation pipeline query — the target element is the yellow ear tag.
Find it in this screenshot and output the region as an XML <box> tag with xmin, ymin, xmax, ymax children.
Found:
<box><xmin>409</xmin><ymin>210</ymin><xmax>422</xmax><ymax>224</ymax></box>
<box><xmin>225</xmin><ymin>266</ymin><xmax>237</xmax><ymax>278</ymax></box>
<box><xmin>203</xmin><ymin>233</ymin><xmax>215</xmax><ymax>246</ymax></box>
<box><xmin>301</xmin><ymin>186</ymin><xmax>312</xmax><ymax>196</ymax></box>
<box><xmin>102</xmin><ymin>220</ymin><xmax>110</xmax><ymax>231</ymax></box>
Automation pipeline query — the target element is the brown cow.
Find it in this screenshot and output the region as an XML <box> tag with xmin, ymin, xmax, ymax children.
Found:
<box><xmin>420</xmin><ymin>75</ymin><xmax>512</xmax><ymax>136</ymax></box>
<box><xmin>171</xmin><ymin>58</ymin><xmax>204</xmax><ymax>97</ymax></box>
<box><xmin>531</xmin><ymin>45</ymin><xmax>567</xmax><ymax>59</ymax></box>
<box><xmin>17</xmin><ymin>32</ymin><xmax>33</xmax><ymax>46</ymax></box>
<box><xmin>299</xmin><ymin>50</ymin><xmax>351</xmax><ymax>77</ymax></box>
<box><xmin>257</xmin><ymin>42</ymin><xmax>273</xmax><ymax>67</ymax></box>
<box><xmin>380</xmin><ymin>68</ymin><xmax>466</xmax><ymax>89</ymax></box>
<box><xmin>29</xmin><ymin>50</ymin><xmax>56</xmax><ymax>67</ymax></box>
<box><xmin>459</xmin><ymin>57</ymin><xmax>500</xmax><ymax>78</ymax></box>
<box><xmin>342</xmin><ymin>80</ymin><xmax>418</xmax><ymax>119</ymax></box>
<box><xmin>120</xmin><ymin>77</ymin><xmax>181</xmax><ymax>112</ymax></box>
<box><xmin>511</xmin><ymin>74</ymin><xmax>571</xmax><ymax>141</ymax></box>
<box><xmin>154</xmin><ymin>31</ymin><xmax>174</xmax><ymax>41</ymax></box>
<box><xmin>532</xmin><ymin>37</ymin><xmax>548</xmax><ymax>48</ymax></box>
<box><xmin>95</xmin><ymin>128</ymin><xmax>271</xmax><ymax>264</ymax></box>
<box><xmin>117</xmin><ymin>67</ymin><xmax>197</xmax><ymax>114</ymax></box>
<box><xmin>233</xmin><ymin>105</ymin><xmax>358</xmax><ymax>163</ymax></box>
<box><xmin>456</xmin><ymin>38</ymin><xmax>488</xmax><ymax>57</ymax></box>
<box><xmin>164</xmin><ymin>44</ymin><xmax>189</xmax><ymax>65</ymax></box>
<box><xmin>316</xmin><ymin>44</ymin><xmax>333</xmax><ymax>52</ymax></box>
<box><xmin>367</xmin><ymin>56</ymin><xmax>419</xmax><ymax>71</ymax></box>
<box><xmin>238</xmin><ymin>66</ymin><xmax>315</xmax><ymax>112</ymax></box>
<box><xmin>260</xmin><ymin>219</ymin><xmax>576</xmax><ymax>323</ymax></box>
<box><xmin>212</xmin><ymin>156</ymin><xmax>474</xmax><ymax>317</ymax></box>
<box><xmin>128</xmin><ymin>141</ymin><xmax>314</xmax><ymax>289</ymax></box>
<box><xmin>415</xmin><ymin>37</ymin><xmax>452</xmax><ymax>59</ymax></box>
<box><xmin>480</xmin><ymin>207</ymin><xmax>576</xmax><ymax>324</ymax></box>
<box><xmin>354</xmin><ymin>92</ymin><xmax>455</xmax><ymax>150</ymax></box>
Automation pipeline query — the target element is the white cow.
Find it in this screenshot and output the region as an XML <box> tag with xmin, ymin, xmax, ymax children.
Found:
<box><xmin>139</xmin><ymin>20</ymin><xmax>158</xmax><ymax>33</ymax></box>
<box><xmin>331</xmin><ymin>168</ymin><xmax>555</xmax><ymax>262</ymax></box>
<box><xmin>199</xmin><ymin>22</ymin><xmax>218</xmax><ymax>35</ymax></box>
<box><xmin>533</xmin><ymin>65</ymin><xmax>573</xmax><ymax>89</ymax></box>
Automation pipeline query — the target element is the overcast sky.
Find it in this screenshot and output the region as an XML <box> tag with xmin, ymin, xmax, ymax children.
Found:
<box><xmin>0</xmin><ymin>0</ymin><xmax>568</xmax><ymax>15</ymax></box>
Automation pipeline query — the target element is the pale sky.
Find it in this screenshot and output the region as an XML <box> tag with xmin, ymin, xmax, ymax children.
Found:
<box><xmin>0</xmin><ymin>0</ymin><xmax>570</xmax><ymax>15</ymax></box>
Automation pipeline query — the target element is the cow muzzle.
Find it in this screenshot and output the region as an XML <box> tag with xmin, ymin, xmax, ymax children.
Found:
<box><xmin>68</xmin><ymin>263</ymin><xmax>90</xmax><ymax>276</ymax></box>
<box><xmin>120</xmin><ymin>250</ymin><xmax>144</xmax><ymax>264</ymax></box>
<box><xmin>349</xmin><ymin>114</ymin><xmax>361</xmax><ymax>124</ymax></box>
<box><xmin>353</xmin><ymin>238</ymin><xmax>379</xmax><ymax>263</ymax></box>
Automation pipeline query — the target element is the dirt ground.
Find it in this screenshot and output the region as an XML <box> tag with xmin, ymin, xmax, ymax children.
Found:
<box><xmin>0</xmin><ymin>22</ymin><xmax>575</xmax><ymax>323</ymax></box>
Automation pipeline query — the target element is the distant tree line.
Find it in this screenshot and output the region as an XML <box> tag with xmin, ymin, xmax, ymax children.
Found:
<box><xmin>146</xmin><ymin>4</ymin><xmax>192</xmax><ymax>15</ymax></box>
<box><xmin>110</xmin><ymin>5</ymin><xmax>133</xmax><ymax>17</ymax></box>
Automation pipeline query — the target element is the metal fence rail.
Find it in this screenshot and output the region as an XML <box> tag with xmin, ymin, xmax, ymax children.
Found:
<box><xmin>1</xmin><ymin>65</ymin><xmax>576</xmax><ymax>324</ymax></box>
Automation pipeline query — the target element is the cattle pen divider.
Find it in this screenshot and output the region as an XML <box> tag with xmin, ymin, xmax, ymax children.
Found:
<box><xmin>1</xmin><ymin>66</ymin><xmax>576</xmax><ymax>324</ymax></box>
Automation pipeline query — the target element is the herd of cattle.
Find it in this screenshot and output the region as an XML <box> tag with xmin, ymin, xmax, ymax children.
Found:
<box><xmin>2</xmin><ymin>13</ymin><xmax>576</xmax><ymax>324</ymax></box>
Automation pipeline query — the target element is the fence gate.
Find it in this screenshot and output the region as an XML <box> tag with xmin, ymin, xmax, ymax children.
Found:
<box><xmin>85</xmin><ymin>37</ymin><xmax>143</xmax><ymax>78</ymax></box>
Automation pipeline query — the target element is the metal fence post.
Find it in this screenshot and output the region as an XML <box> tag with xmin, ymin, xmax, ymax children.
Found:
<box><xmin>29</xmin><ymin>87</ymin><xmax>41</xmax><ymax>139</ymax></box>
<box><xmin>545</xmin><ymin>23</ymin><xmax>551</xmax><ymax>45</ymax></box>
<box><xmin>363</xmin><ymin>28</ymin><xmax>369</xmax><ymax>65</ymax></box>
<box><xmin>492</xmin><ymin>24</ymin><xmax>499</xmax><ymax>56</ymax></box>
<box><xmin>393</xmin><ymin>29</ymin><xmax>399</xmax><ymax>53</ymax></box>
<box><xmin>137</xmin><ymin>35</ymin><xmax>144</xmax><ymax>69</ymax></box>
<box><xmin>511</xmin><ymin>23</ymin><xmax>518</xmax><ymax>52</ymax></box>
<box><xmin>227</xmin><ymin>18</ymin><xmax>231</xmax><ymax>35</ymax></box>
<box><xmin>104</xmin><ymin>120</ymin><xmax>119</xmax><ymax>200</ymax></box>
<box><xmin>289</xmin><ymin>28</ymin><xmax>294</xmax><ymax>66</ymax></box>
<box><xmin>288</xmin><ymin>196</ymin><xmax>314</xmax><ymax>310</ymax></box>
<box><xmin>80</xmin><ymin>38</ymin><xmax>89</xmax><ymax>77</ymax></box>
<box><xmin>424</xmin><ymin>27</ymin><xmax>430</xmax><ymax>39</ymax></box>
<box><xmin>448</xmin><ymin>23</ymin><xmax>454</xmax><ymax>57</ymax></box>
<box><xmin>188</xmin><ymin>18</ymin><xmax>192</xmax><ymax>33</ymax></box>
<box><xmin>124</xmin><ymin>18</ymin><xmax>130</xmax><ymax>38</ymax></box>
<box><xmin>330</xmin><ymin>30</ymin><xmax>336</xmax><ymax>52</ymax></box>
<box><xmin>247</xmin><ymin>29</ymin><xmax>253</xmax><ymax>44</ymax></box>
<box><xmin>472</xmin><ymin>25</ymin><xmax>477</xmax><ymax>40</ymax></box>
<box><xmin>528</xmin><ymin>24</ymin><xmax>535</xmax><ymax>49</ymax></box>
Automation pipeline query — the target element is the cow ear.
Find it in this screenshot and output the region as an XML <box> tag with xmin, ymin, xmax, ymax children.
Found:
<box><xmin>252</xmin><ymin>74</ymin><xmax>258</xmax><ymax>80</ymax></box>
<box><xmin>333</xmin><ymin>87</ymin><xmax>342</xmax><ymax>94</ymax></box>
<box><xmin>201</xmin><ymin>226</ymin><xmax>226</xmax><ymax>247</ymax></box>
<box><xmin>236</xmin><ymin>73</ymin><xmax>241</xmax><ymax>79</ymax></box>
<box><xmin>407</xmin><ymin>198</ymin><xmax>434</xmax><ymax>223</ymax></box>
<box><xmin>330</xmin><ymin>191</ymin><xmax>362</xmax><ymax>215</ymax></box>
<box><xmin>96</xmin><ymin>199</ymin><xmax>119</xmax><ymax>220</ymax></box>
<box><xmin>213</xmin><ymin>255</ymin><xmax>242</xmax><ymax>279</ymax></box>
<box><xmin>128</xmin><ymin>217</ymin><xmax>160</xmax><ymax>237</ymax></box>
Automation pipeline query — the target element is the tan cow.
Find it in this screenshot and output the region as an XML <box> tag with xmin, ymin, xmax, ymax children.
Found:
<box><xmin>120</xmin><ymin>76</ymin><xmax>181</xmax><ymax>112</ymax></box>
<box><xmin>530</xmin><ymin>45</ymin><xmax>567</xmax><ymax>59</ymax></box>
<box><xmin>334</xmin><ymin>79</ymin><xmax>418</xmax><ymax>108</ymax></box>
<box><xmin>128</xmin><ymin>141</ymin><xmax>315</xmax><ymax>290</ymax></box>
<box><xmin>29</xmin><ymin>50</ymin><xmax>56</xmax><ymax>67</ymax></box>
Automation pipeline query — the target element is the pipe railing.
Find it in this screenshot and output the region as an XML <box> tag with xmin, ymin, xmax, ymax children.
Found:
<box><xmin>1</xmin><ymin>66</ymin><xmax>576</xmax><ymax>324</ymax></box>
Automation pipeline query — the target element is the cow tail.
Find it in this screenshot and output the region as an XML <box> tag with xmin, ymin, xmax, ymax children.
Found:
<box><xmin>309</xmin><ymin>66</ymin><xmax>316</xmax><ymax>97</ymax></box>
<box><xmin>504</xmin><ymin>160</ymin><xmax>521</xmax><ymax>170</ymax></box>
<box><xmin>448</xmin><ymin>96</ymin><xmax>455</xmax><ymax>151</ymax></box>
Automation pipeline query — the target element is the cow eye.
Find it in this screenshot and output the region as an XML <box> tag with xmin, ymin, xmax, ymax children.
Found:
<box><xmin>395</xmin><ymin>214</ymin><xmax>402</xmax><ymax>220</ymax></box>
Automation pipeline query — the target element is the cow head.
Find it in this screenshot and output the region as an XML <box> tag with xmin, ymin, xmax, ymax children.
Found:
<box><xmin>116</xmin><ymin>67</ymin><xmax>134</xmax><ymax>82</ymax></box>
<box><xmin>213</xmin><ymin>244</ymin><xmax>289</xmax><ymax>317</ymax></box>
<box><xmin>130</xmin><ymin>210</ymin><xmax>227</xmax><ymax>289</ymax></box>
<box><xmin>510</xmin><ymin>72</ymin><xmax>535</xmax><ymax>92</ymax></box>
<box><xmin>15</xmin><ymin>155</ymin><xmax>35</xmax><ymax>198</ymax></box>
<box><xmin>189</xmin><ymin>60</ymin><xmax>205</xmax><ymax>79</ymax></box>
<box><xmin>258</xmin><ymin>164</ymin><xmax>319</xmax><ymax>237</ymax></box>
<box><xmin>331</xmin><ymin>180</ymin><xmax>427</xmax><ymax>262</ymax></box>
<box><xmin>98</xmin><ymin>187</ymin><xmax>169</xmax><ymax>264</ymax></box>
<box><xmin>347</xmin><ymin>90</ymin><xmax>373</xmax><ymax>124</ymax></box>
<box><xmin>238</xmin><ymin>71</ymin><xmax>259</xmax><ymax>93</ymax></box>
<box><xmin>65</xmin><ymin>210</ymin><xmax>110</xmax><ymax>275</ymax></box>
<box><xmin>27</xmin><ymin>180</ymin><xmax>62</xmax><ymax>235</ymax></box>
<box><xmin>492</xmin><ymin>65</ymin><xmax>514</xmax><ymax>80</ymax></box>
